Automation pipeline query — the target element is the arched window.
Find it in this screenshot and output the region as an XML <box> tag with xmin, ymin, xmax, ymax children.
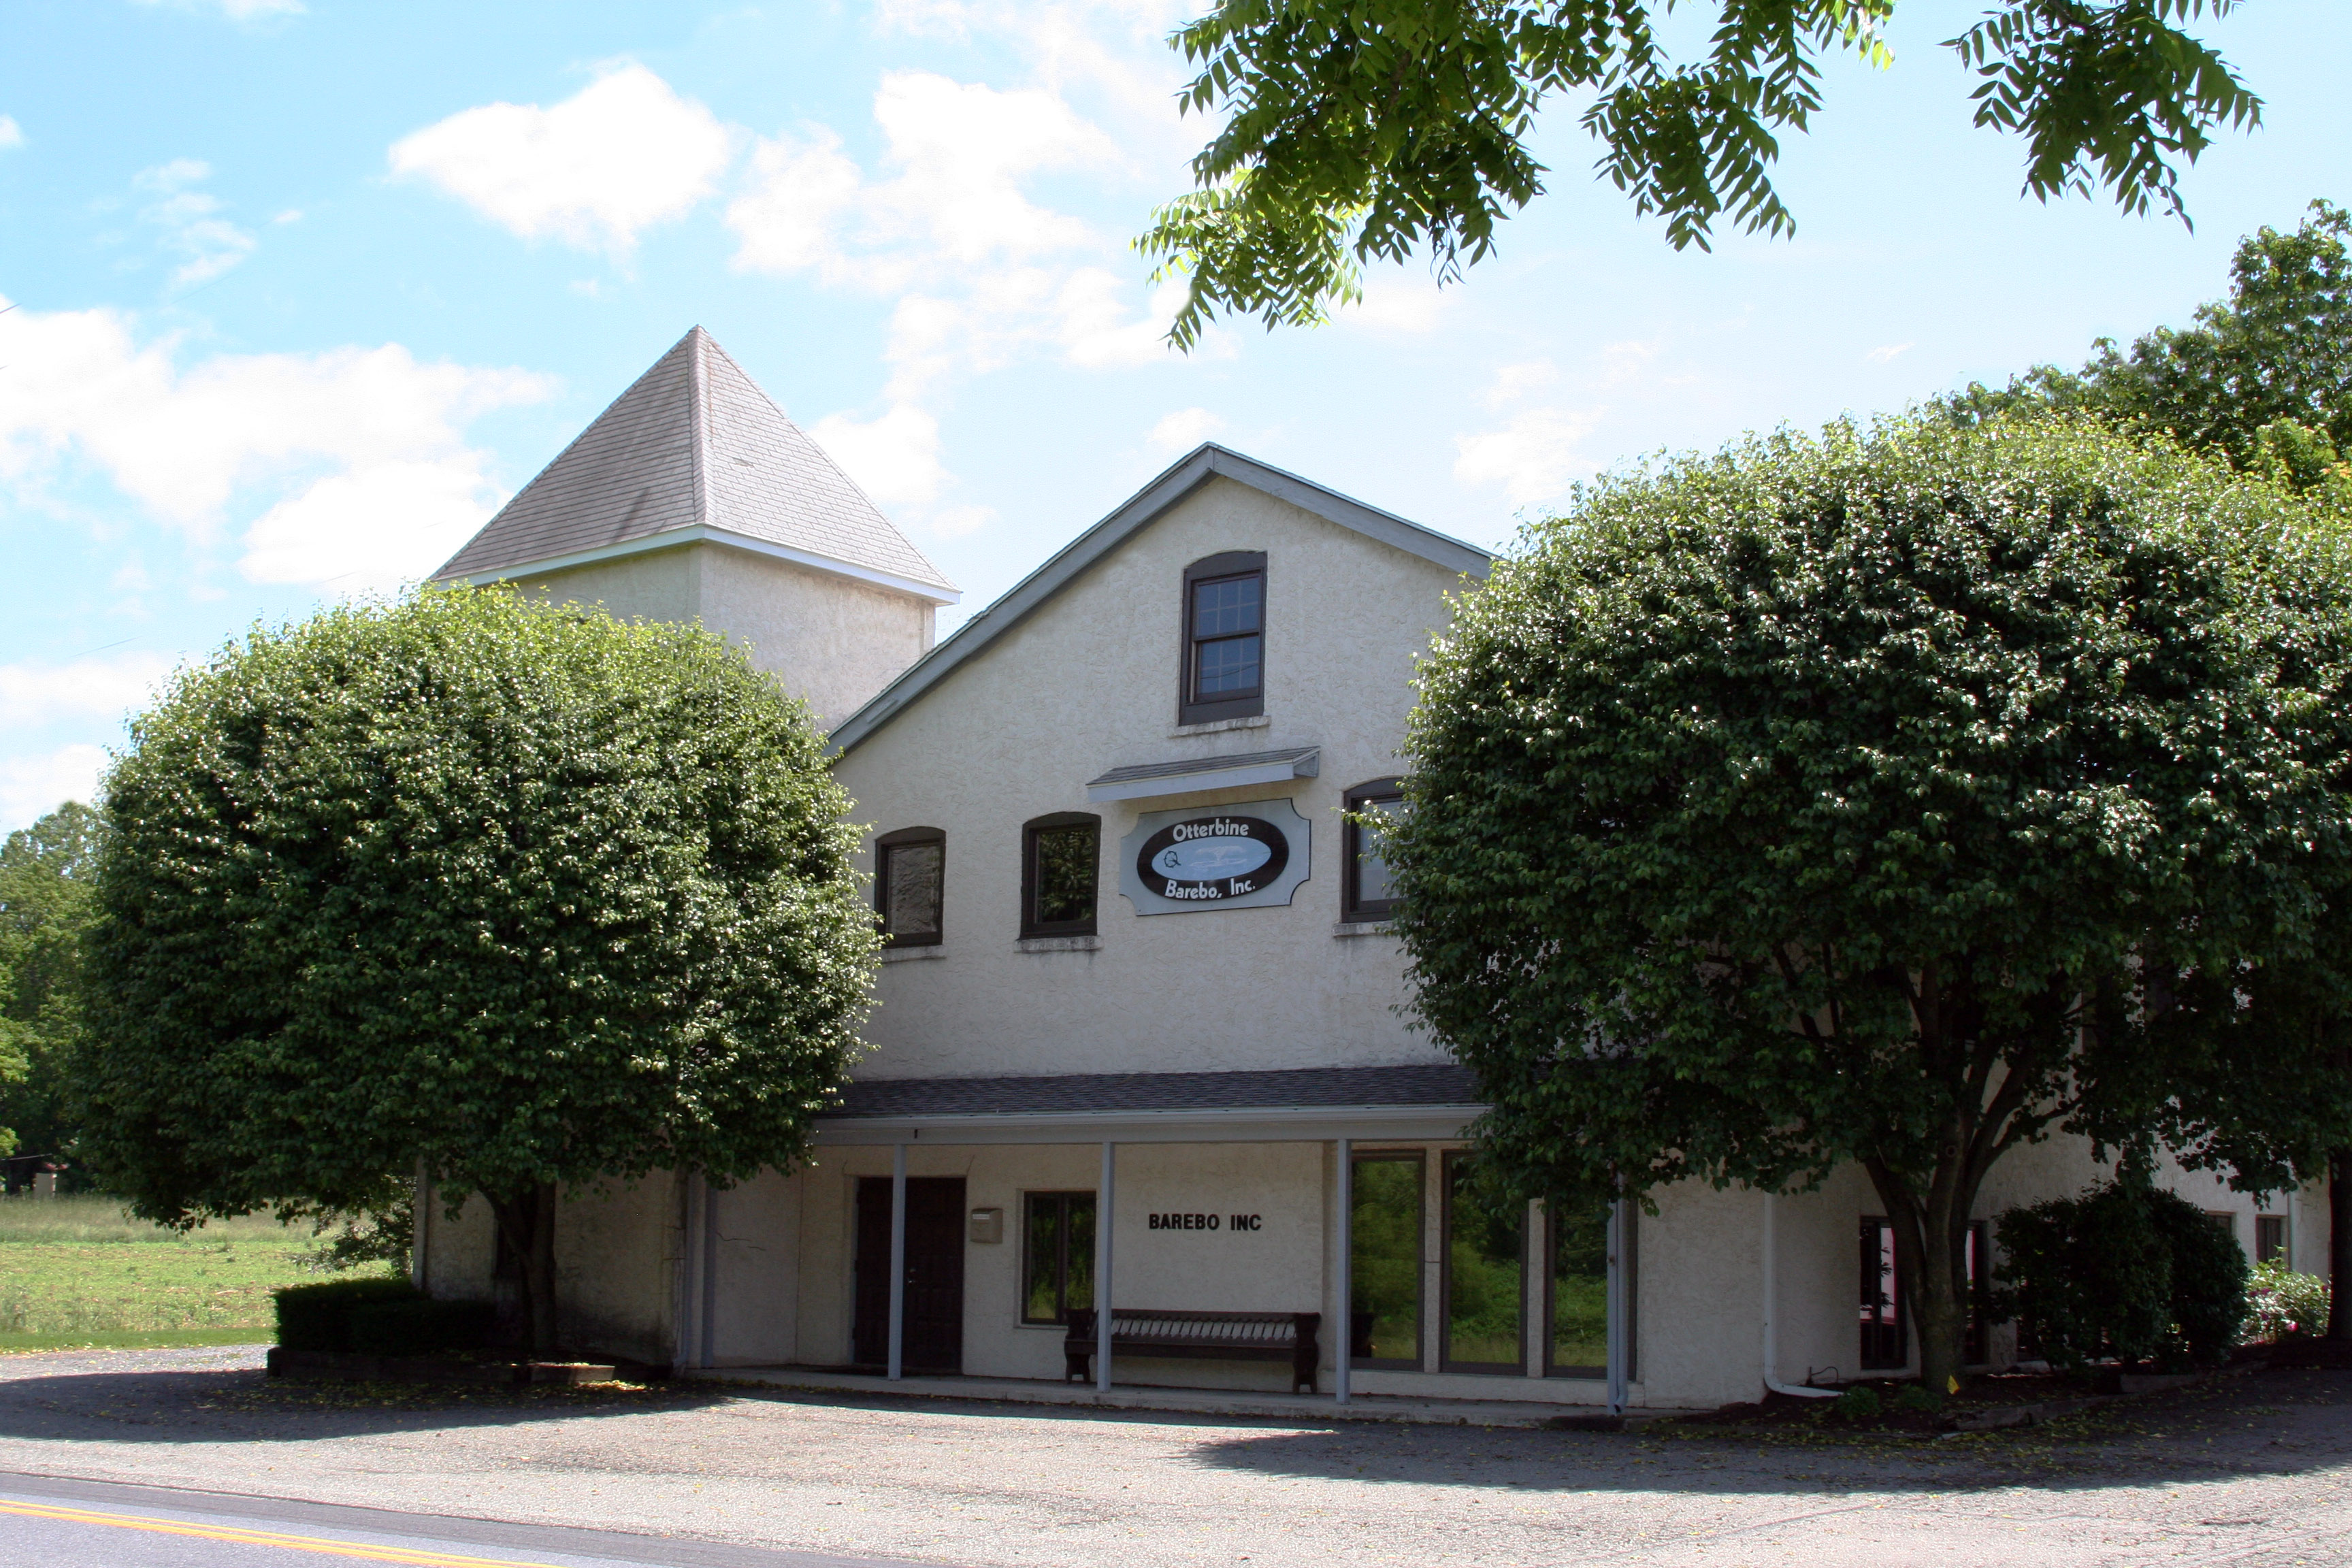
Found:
<box><xmin>1179</xmin><ymin>551</ymin><xmax>1267</xmax><ymax>725</ymax></box>
<box><xmin>1343</xmin><ymin>777</ymin><xmax>1404</xmax><ymax>922</ymax></box>
<box><xmin>875</xmin><ymin>826</ymin><xmax>945</xmax><ymax>947</ymax></box>
<box><xmin>1021</xmin><ymin>812</ymin><xmax>1100</xmax><ymax>938</ymax></box>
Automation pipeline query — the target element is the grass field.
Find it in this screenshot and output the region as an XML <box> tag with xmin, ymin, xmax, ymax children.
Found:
<box><xmin>0</xmin><ymin>1194</ymin><xmax>393</xmax><ymax>1353</ymax></box>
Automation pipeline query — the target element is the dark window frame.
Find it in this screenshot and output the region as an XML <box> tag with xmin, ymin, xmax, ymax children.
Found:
<box><xmin>1439</xmin><ymin>1149</ymin><xmax>1527</xmax><ymax>1375</ymax></box>
<box><xmin>874</xmin><ymin>826</ymin><xmax>946</xmax><ymax>949</ymax></box>
<box><xmin>1859</xmin><ymin>1215</ymin><xmax>1906</xmax><ymax>1371</ymax></box>
<box><xmin>1178</xmin><ymin>551</ymin><xmax>1268</xmax><ymax>725</ymax></box>
<box><xmin>1020</xmin><ymin>811</ymin><xmax>1100</xmax><ymax>938</ymax></box>
<box><xmin>2257</xmin><ymin>1214</ymin><xmax>2288</xmax><ymax>1266</ymax></box>
<box><xmin>1021</xmin><ymin>1190</ymin><xmax>1096</xmax><ymax>1325</ymax></box>
<box><xmin>1349</xmin><ymin>1151</ymin><xmax>1426</xmax><ymax>1371</ymax></box>
<box><xmin>1343</xmin><ymin>777</ymin><xmax>1405</xmax><ymax>923</ymax></box>
<box><xmin>1546</xmin><ymin>1199</ymin><xmax>1635</xmax><ymax>1380</ymax></box>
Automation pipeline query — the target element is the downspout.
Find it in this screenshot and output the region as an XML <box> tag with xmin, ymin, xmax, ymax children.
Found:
<box><xmin>1761</xmin><ymin>1192</ymin><xmax>1837</xmax><ymax>1399</ymax></box>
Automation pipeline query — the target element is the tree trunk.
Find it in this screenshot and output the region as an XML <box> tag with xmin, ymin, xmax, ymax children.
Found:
<box><xmin>488</xmin><ymin>1181</ymin><xmax>561</xmax><ymax>1357</ymax></box>
<box><xmin>1866</xmin><ymin>1155</ymin><xmax>1976</xmax><ymax>1398</ymax></box>
<box><xmin>2331</xmin><ymin>1151</ymin><xmax>2352</xmax><ymax>1341</ymax></box>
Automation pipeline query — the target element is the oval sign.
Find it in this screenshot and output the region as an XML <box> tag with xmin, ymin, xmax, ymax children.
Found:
<box><xmin>1136</xmin><ymin>815</ymin><xmax>1290</xmax><ymax>903</ymax></box>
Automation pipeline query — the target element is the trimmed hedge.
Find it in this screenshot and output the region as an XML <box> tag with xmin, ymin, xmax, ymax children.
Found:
<box><xmin>1996</xmin><ymin>1181</ymin><xmax>2250</xmax><ymax>1371</ymax></box>
<box><xmin>346</xmin><ymin>1298</ymin><xmax>499</xmax><ymax>1358</ymax></box>
<box><xmin>272</xmin><ymin>1277</ymin><xmax>423</xmax><ymax>1352</ymax></box>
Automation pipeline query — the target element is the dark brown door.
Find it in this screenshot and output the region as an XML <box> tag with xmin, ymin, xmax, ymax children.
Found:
<box><xmin>853</xmin><ymin>1177</ymin><xmax>966</xmax><ymax>1372</ymax></box>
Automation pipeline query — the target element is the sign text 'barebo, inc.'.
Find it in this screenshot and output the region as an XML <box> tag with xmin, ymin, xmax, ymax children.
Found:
<box><xmin>1147</xmin><ymin>1213</ymin><xmax>1264</xmax><ymax>1231</ymax></box>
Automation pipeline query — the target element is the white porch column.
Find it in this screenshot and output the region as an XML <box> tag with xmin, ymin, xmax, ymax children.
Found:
<box><xmin>887</xmin><ymin>1143</ymin><xmax>908</xmax><ymax>1382</ymax></box>
<box><xmin>1335</xmin><ymin>1137</ymin><xmax>1352</xmax><ymax>1405</ymax></box>
<box><xmin>700</xmin><ymin>1178</ymin><xmax>720</xmax><ymax>1371</ymax></box>
<box><xmin>1096</xmin><ymin>1141</ymin><xmax>1116</xmax><ymax>1393</ymax></box>
<box><xmin>1605</xmin><ymin>1197</ymin><xmax>1629</xmax><ymax>1416</ymax></box>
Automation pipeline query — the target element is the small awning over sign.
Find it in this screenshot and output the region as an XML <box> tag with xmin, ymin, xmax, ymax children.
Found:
<box><xmin>1085</xmin><ymin>746</ymin><xmax>1320</xmax><ymax>804</ymax></box>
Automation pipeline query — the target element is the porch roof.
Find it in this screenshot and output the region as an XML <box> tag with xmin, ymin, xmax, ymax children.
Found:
<box><xmin>812</xmin><ymin>1064</ymin><xmax>1484</xmax><ymax>1145</ymax></box>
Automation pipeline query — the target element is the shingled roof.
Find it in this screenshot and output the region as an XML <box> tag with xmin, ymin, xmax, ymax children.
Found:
<box><xmin>432</xmin><ymin>327</ymin><xmax>958</xmax><ymax>602</ymax></box>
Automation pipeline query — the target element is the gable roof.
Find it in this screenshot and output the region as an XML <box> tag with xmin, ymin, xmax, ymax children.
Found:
<box><xmin>431</xmin><ymin>327</ymin><xmax>958</xmax><ymax>604</ymax></box>
<box><xmin>830</xmin><ymin>442</ymin><xmax>1490</xmax><ymax>755</ymax></box>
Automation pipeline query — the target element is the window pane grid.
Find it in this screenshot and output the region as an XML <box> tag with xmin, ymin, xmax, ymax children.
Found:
<box><xmin>1023</xmin><ymin>1192</ymin><xmax>1096</xmax><ymax>1324</ymax></box>
<box><xmin>1193</xmin><ymin>633</ymin><xmax>1262</xmax><ymax>698</ymax></box>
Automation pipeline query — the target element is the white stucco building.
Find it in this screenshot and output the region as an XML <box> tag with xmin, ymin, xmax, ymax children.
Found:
<box><xmin>416</xmin><ymin>329</ymin><xmax>2330</xmax><ymax>1410</ymax></box>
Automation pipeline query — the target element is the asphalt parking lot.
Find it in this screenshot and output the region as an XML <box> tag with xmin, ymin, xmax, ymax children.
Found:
<box><xmin>0</xmin><ymin>1345</ymin><xmax>2347</xmax><ymax>1567</ymax></box>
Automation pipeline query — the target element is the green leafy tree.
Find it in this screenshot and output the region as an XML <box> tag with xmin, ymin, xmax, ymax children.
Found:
<box><xmin>1141</xmin><ymin>1</ymin><xmax>2264</xmax><ymax>346</ymax></box>
<box><xmin>0</xmin><ymin>800</ymin><xmax>104</xmax><ymax>1171</ymax></box>
<box><xmin>75</xmin><ymin>589</ymin><xmax>879</xmax><ymax>1353</ymax></box>
<box><xmin>1953</xmin><ymin>200</ymin><xmax>2352</xmax><ymax>1336</ymax></box>
<box><xmin>1386</xmin><ymin>414</ymin><xmax>2352</xmax><ymax>1394</ymax></box>
<box><xmin>1950</xmin><ymin>201</ymin><xmax>2352</xmax><ymax>491</ymax></box>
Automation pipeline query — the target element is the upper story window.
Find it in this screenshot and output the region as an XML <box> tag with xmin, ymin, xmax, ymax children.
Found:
<box><xmin>1179</xmin><ymin>551</ymin><xmax>1267</xmax><ymax>725</ymax></box>
<box><xmin>1344</xmin><ymin>778</ymin><xmax>1405</xmax><ymax>922</ymax></box>
<box><xmin>875</xmin><ymin>826</ymin><xmax>945</xmax><ymax>947</ymax></box>
<box><xmin>1022</xmin><ymin>812</ymin><xmax>1100</xmax><ymax>938</ymax></box>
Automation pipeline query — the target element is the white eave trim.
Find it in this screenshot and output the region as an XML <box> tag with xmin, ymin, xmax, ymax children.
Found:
<box><xmin>1085</xmin><ymin>748</ymin><xmax>1319</xmax><ymax>804</ymax></box>
<box><xmin>811</xmin><ymin>1102</ymin><xmax>1486</xmax><ymax>1147</ymax></box>
<box><xmin>433</xmin><ymin>524</ymin><xmax>962</xmax><ymax>606</ymax></box>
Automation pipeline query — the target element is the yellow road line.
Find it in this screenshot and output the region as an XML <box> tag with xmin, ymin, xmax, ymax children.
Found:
<box><xmin>0</xmin><ymin>1497</ymin><xmax>579</xmax><ymax>1567</ymax></box>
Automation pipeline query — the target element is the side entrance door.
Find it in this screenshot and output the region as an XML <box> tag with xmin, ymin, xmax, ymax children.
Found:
<box><xmin>853</xmin><ymin>1177</ymin><xmax>966</xmax><ymax>1372</ymax></box>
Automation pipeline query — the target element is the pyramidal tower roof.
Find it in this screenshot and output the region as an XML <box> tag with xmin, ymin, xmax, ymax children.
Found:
<box><xmin>433</xmin><ymin>327</ymin><xmax>958</xmax><ymax>603</ymax></box>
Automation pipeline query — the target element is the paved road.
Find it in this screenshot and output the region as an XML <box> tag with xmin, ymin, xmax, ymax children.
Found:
<box><xmin>0</xmin><ymin>1471</ymin><xmax>929</xmax><ymax>1568</ymax></box>
<box><xmin>0</xmin><ymin>1344</ymin><xmax>2347</xmax><ymax>1566</ymax></box>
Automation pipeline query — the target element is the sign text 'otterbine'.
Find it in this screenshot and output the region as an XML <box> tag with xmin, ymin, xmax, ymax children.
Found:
<box><xmin>1117</xmin><ymin>797</ymin><xmax>1310</xmax><ymax>915</ymax></box>
<box><xmin>1135</xmin><ymin>816</ymin><xmax>1290</xmax><ymax>902</ymax></box>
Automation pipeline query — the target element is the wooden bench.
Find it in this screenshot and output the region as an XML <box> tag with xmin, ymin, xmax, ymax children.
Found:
<box><xmin>1064</xmin><ymin>1308</ymin><xmax>1322</xmax><ymax>1394</ymax></box>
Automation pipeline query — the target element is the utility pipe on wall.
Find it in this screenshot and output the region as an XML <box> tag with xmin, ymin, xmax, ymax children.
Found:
<box><xmin>1096</xmin><ymin>1141</ymin><xmax>1116</xmax><ymax>1394</ymax></box>
<box><xmin>887</xmin><ymin>1144</ymin><xmax>908</xmax><ymax>1382</ymax></box>
<box><xmin>1761</xmin><ymin>1191</ymin><xmax>1837</xmax><ymax>1399</ymax></box>
<box><xmin>1335</xmin><ymin>1137</ymin><xmax>1352</xmax><ymax>1406</ymax></box>
<box><xmin>700</xmin><ymin>1179</ymin><xmax>719</xmax><ymax>1371</ymax></box>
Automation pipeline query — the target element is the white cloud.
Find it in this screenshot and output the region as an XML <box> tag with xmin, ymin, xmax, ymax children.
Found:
<box><xmin>730</xmin><ymin>72</ymin><xmax>1183</xmax><ymax>398</ymax></box>
<box><xmin>1344</xmin><ymin>276</ymin><xmax>1452</xmax><ymax>335</ymax></box>
<box><xmin>808</xmin><ymin>404</ymin><xmax>945</xmax><ymax>508</ymax></box>
<box><xmin>133</xmin><ymin>0</ymin><xmax>304</xmax><ymax>19</ymax></box>
<box><xmin>134</xmin><ymin>159</ymin><xmax>256</xmax><ymax>289</ymax></box>
<box><xmin>1484</xmin><ymin>360</ymin><xmax>1558</xmax><ymax>410</ymax></box>
<box><xmin>389</xmin><ymin>65</ymin><xmax>732</xmax><ymax>257</ymax></box>
<box><xmin>0</xmin><ymin>298</ymin><xmax>555</xmax><ymax>589</ymax></box>
<box><xmin>926</xmin><ymin>504</ymin><xmax>998</xmax><ymax>539</ymax></box>
<box><xmin>0</xmin><ymin>745</ymin><xmax>110</xmax><ymax>834</ymax></box>
<box><xmin>0</xmin><ymin>653</ymin><xmax>176</xmax><ymax>730</ymax></box>
<box><xmin>1454</xmin><ymin>408</ymin><xmax>1603</xmax><ymax>508</ymax></box>
<box><xmin>0</xmin><ymin>116</ymin><xmax>24</xmax><ymax>152</ymax></box>
<box><xmin>1867</xmin><ymin>342</ymin><xmax>1915</xmax><ymax>363</ymax></box>
<box><xmin>1148</xmin><ymin>406</ymin><xmax>1224</xmax><ymax>455</ymax></box>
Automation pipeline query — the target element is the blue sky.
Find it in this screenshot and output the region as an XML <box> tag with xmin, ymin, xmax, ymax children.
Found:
<box><xmin>3</xmin><ymin>0</ymin><xmax>2347</xmax><ymax>831</ymax></box>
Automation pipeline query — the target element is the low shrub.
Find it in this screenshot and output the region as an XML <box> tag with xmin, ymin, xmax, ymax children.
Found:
<box><xmin>1833</xmin><ymin>1385</ymin><xmax>1880</xmax><ymax>1419</ymax></box>
<box><xmin>2243</xmin><ymin>1260</ymin><xmax>2332</xmax><ymax>1343</ymax></box>
<box><xmin>272</xmin><ymin>1277</ymin><xmax>420</xmax><ymax>1352</ymax></box>
<box><xmin>1891</xmin><ymin>1384</ymin><xmax>1943</xmax><ymax>1415</ymax></box>
<box><xmin>346</xmin><ymin>1297</ymin><xmax>497</xmax><ymax>1358</ymax></box>
<box><xmin>1996</xmin><ymin>1181</ymin><xmax>2249</xmax><ymax>1371</ymax></box>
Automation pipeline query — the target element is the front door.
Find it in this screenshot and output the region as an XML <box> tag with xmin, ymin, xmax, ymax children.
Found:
<box><xmin>853</xmin><ymin>1177</ymin><xmax>966</xmax><ymax>1372</ymax></box>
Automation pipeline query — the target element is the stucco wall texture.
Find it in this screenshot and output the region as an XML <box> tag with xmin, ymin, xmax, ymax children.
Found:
<box><xmin>835</xmin><ymin>475</ymin><xmax>1458</xmax><ymax>1081</ymax></box>
<box><xmin>510</xmin><ymin>542</ymin><xmax>935</xmax><ymax>730</ymax></box>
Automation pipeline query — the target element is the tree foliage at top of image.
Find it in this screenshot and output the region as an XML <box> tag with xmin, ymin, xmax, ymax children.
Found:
<box><xmin>0</xmin><ymin>800</ymin><xmax>104</xmax><ymax>1166</ymax></box>
<box><xmin>1384</xmin><ymin>412</ymin><xmax>2352</xmax><ymax>1394</ymax></box>
<box><xmin>1140</xmin><ymin>1</ymin><xmax>2263</xmax><ymax>346</ymax></box>
<box><xmin>1950</xmin><ymin>200</ymin><xmax>2352</xmax><ymax>494</ymax></box>
<box><xmin>74</xmin><ymin>588</ymin><xmax>881</xmax><ymax>1351</ymax></box>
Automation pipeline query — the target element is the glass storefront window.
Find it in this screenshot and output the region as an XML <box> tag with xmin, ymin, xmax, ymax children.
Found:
<box><xmin>1548</xmin><ymin>1202</ymin><xmax>1611</xmax><ymax>1377</ymax></box>
<box><xmin>1023</xmin><ymin>1192</ymin><xmax>1095</xmax><ymax>1324</ymax></box>
<box><xmin>1442</xmin><ymin>1152</ymin><xmax>1524</xmax><ymax>1373</ymax></box>
<box><xmin>1350</xmin><ymin>1154</ymin><xmax>1422</xmax><ymax>1367</ymax></box>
